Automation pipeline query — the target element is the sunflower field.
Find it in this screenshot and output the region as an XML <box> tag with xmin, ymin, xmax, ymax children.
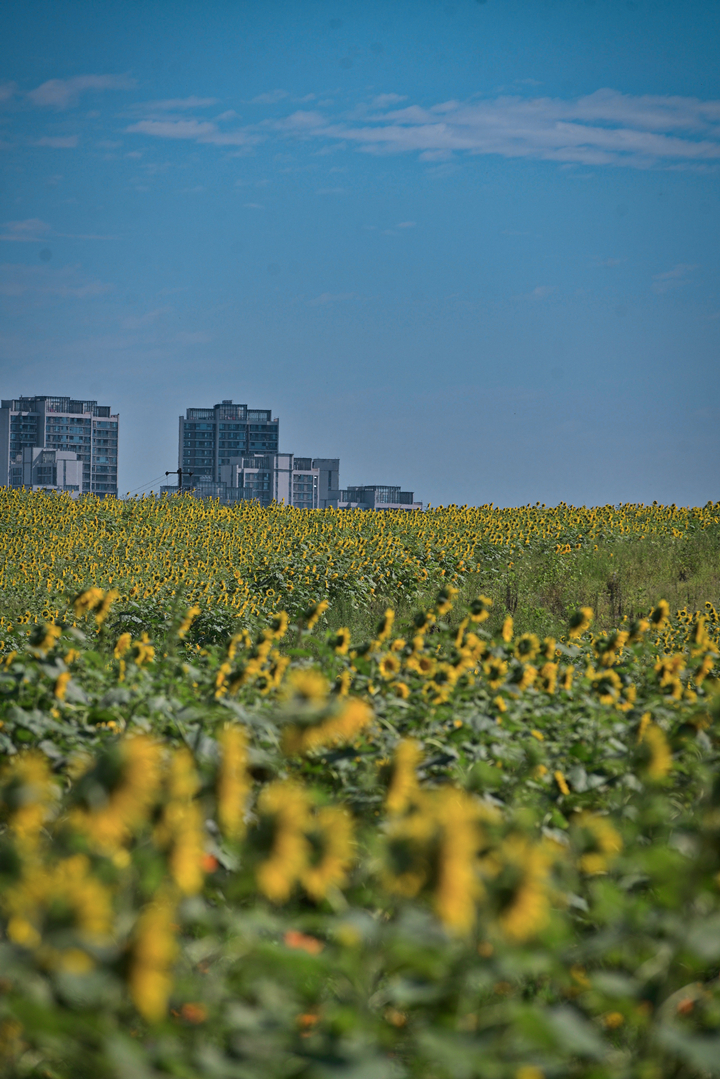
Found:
<box><xmin>2</xmin><ymin>491</ymin><xmax>720</xmax><ymax>1078</ymax></box>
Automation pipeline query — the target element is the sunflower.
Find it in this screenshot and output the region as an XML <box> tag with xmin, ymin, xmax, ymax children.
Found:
<box><xmin>650</xmin><ymin>600</ymin><xmax>670</xmax><ymax>630</ymax></box>
<box><xmin>655</xmin><ymin>654</ymin><xmax>685</xmax><ymax>699</ymax></box>
<box><xmin>541</xmin><ymin>637</ymin><xmax>557</xmax><ymax>660</ymax></box>
<box><xmin>592</xmin><ymin>630</ymin><xmax>629</xmax><ymax>668</ymax></box>
<box><xmin>177</xmin><ymin>605</ymin><xmax>201</xmax><ymax>640</ymax></box>
<box><xmin>558</xmin><ymin>666</ymin><xmax>574</xmax><ymax>693</ymax></box>
<box><xmin>637</xmin><ymin>720</ymin><xmax>673</xmax><ymax>780</ymax></box>
<box><xmin>267</xmin><ymin>610</ymin><xmax>290</xmax><ymax>640</ymax></box>
<box><xmin>129</xmin><ymin>888</ymin><xmax>178</xmax><ymax>1023</ymax></box>
<box><xmin>386</xmin><ymin>739</ymin><xmax>423</xmax><ymax>815</ymax></box>
<box><xmin>0</xmin><ymin>752</ymin><xmax>59</xmax><ymax>848</ymax></box>
<box><xmin>568</xmin><ymin>607</ymin><xmax>593</xmax><ymax>638</ymax></box>
<box><xmin>538</xmin><ymin>662</ymin><xmax>558</xmax><ymax>694</ymax></box>
<box><xmin>436</xmin><ymin>586</ymin><xmax>459</xmax><ymax>616</ymax></box>
<box><xmin>301</xmin><ymin>806</ymin><xmax>355</xmax><ymax>901</ymax></box>
<box><xmin>572</xmin><ymin>812</ymin><xmax>622</xmax><ymax>875</ymax></box>
<box><xmin>501</xmin><ymin>616</ymin><xmax>514</xmax><ymax>643</ymax></box>
<box><xmin>28</xmin><ymin>622</ymin><xmax>61</xmax><ymax>656</ymax></box>
<box><xmin>376</xmin><ymin>608</ymin><xmax>395</xmax><ymax>643</ymax></box>
<box><xmin>69</xmin><ymin>736</ymin><xmax>163</xmax><ymax>854</ymax></box>
<box><xmin>217</xmin><ymin>725</ymin><xmax>251</xmax><ymax>841</ymax></box>
<box><xmin>406</xmin><ymin>653</ymin><xmax>436</xmax><ymax>679</ymax></box>
<box><xmin>391</xmin><ymin>681</ymin><xmax>411</xmax><ymax>699</ymax></box>
<box><xmin>286</xmin><ymin>668</ymin><xmax>329</xmax><ymax>704</ymax></box>
<box><xmin>380</xmin><ymin>807</ymin><xmax>436</xmax><ymax>899</ymax></box>
<box><xmin>484</xmin><ymin>835</ymin><xmax>551</xmax><ymax>943</ymax></box>
<box><xmin>589</xmin><ymin>667</ymin><xmax>622</xmax><ymax>704</ymax></box>
<box><xmin>254</xmin><ymin>782</ymin><xmax>311</xmax><ymax>903</ymax></box>
<box><xmin>514</xmin><ymin>633</ymin><xmax>540</xmax><ymax>663</ymax></box>
<box><xmin>304</xmin><ymin>600</ymin><xmax>329</xmax><ymax>631</ymax></box>
<box><xmin>483</xmin><ymin>658</ymin><xmax>508</xmax><ymax>691</ymax></box>
<box><xmin>378</xmin><ymin>652</ymin><xmax>401</xmax><ymax>680</ymax></box>
<box><xmin>331</xmin><ymin>627</ymin><xmax>352</xmax><ymax>655</ymax></box>
<box><xmin>431</xmin><ymin>788</ymin><xmax>485</xmax><ymax>934</ymax></box>
<box><xmin>469</xmin><ymin>595</ymin><xmax>493</xmax><ymax>623</ymax></box>
<box><xmin>3</xmin><ymin>853</ymin><xmax>112</xmax><ymax>954</ymax></box>
<box><xmin>282</xmin><ymin>698</ymin><xmax>373</xmax><ymax>755</ymax></box>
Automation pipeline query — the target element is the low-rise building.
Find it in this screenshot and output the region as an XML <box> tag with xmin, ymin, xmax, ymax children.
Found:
<box><xmin>8</xmin><ymin>447</ymin><xmax>83</xmax><ymax>494</ymax></box>
<box><xmin>162</xmin><ymin>453</ymin><xmax>341</xmax><ymax>509</ymax></box>
<box><xmin>332</xmin><ymin>485</ymin><xmax>422</xmax><ymax>511</ymax></box>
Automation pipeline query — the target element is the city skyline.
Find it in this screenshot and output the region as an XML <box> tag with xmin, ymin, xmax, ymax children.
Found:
<box><xmin>1</xmin><ymin>0</ymin><xmax>719</xmax><ymax>507</ymax></box>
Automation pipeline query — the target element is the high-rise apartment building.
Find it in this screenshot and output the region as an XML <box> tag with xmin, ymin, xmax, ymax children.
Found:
<box><xmin>178</xmin><ymin>399</ymin><xmax>279</xmax><ymax>486</ymax></box>
<box><xmin>0</xmin><ymin>396</ymin><xmax>119</xmax><ymax>496</ymax></box>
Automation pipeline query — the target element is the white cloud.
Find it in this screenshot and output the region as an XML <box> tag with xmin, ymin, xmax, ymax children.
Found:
<box><xmin>651</xmin><ymin>263</ymin><xmax>699</xmax><ymax>293</ymax></box>
<box><xmin>32</xmin><ymin>135</ymin><xmax>79</xmax><ymax>148</ymax></box>
<box><xmin>125</xmin><ymin>117</ymin><xmax>259</xmax><ymax>148</ymax></box>
<box><xmin>135</xmin><ymin>96</ymin><xmax>219</xmax><ymax>111</ymax></box>
<box><xmin>251</xmin><ymin>89</ymin><xmax>289</xmax><ymax>104</ymax></box>
<box><xmin>396</xmin><ymin>220</ymin><xmax>416</xmax><ymax>228</ymax></box>
<box><xmin>530</xmin><ymin>286</ymin><xmax>555</xmax><ymax>298</ymax></box>
<box><xmin>120</xmin><ymin>306</ymin><xmax>172</xmax><ymax>329</ymax></box>
<box><xmin>0</xmin><ymin>219</ymin><xmax>51</xmax><ymax>242</ymax></box>
<box><xmin>28</xmin><ymin>74</ymin><xmax>135</xmax><ymax>109</ymax></box>
<box><xmin>0</xmin><ymin>262</ymin><xmax>113</xmax><ymax>298</ymax></box>
<box><xmin>0</xmin><ymin>81</ymin><xmax>17</xmax><ymax>103</ymax></box>
<box><xmin>296</xmin><ymin>89</ymin><xmax>720</xmax><ymax>169</ymax></box>
<box><xmin>0</xmin><ymin>219</ymin><xmax>114</xmax><ymax>242</ymax></box>
<box><xmin>243</xmin><ymin>202</ymin><xmax>264</xmax><ymax>209</ymax></box>
<box><xmin>117</xmin><ymin>87</ymin><xmax>720</xmax><ymax>173</ymax></box>
<box><xmin>371</xmin><ymin>93</ymin><xmax>407</xmax><ymax>108</ymax></box>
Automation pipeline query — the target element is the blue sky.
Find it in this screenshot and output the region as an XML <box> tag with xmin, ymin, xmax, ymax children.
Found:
<box><xmin>1</xmin><ymin>0</ymin><xmax>719</xmax><ymax>506</ymax></box>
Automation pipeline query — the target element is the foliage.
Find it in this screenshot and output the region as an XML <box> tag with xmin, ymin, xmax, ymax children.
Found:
<box><xmin>2</xmin><ymin>494</ymin><xmax>720</xmax><ymax>1076</ymax></box>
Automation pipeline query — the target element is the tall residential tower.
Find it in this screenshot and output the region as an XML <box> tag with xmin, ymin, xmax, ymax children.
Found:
<box><xmin>0</xmin><ymin>396</ymin><xmax>119</xmax><ymax>496</ymax></box>
<box><xmin>178</xmin><ymin>399</ymin><xmax>279</xmax><ymax>486</ymax></box>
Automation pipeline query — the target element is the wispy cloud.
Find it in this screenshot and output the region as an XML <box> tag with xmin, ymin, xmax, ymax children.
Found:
<box><xmin>397</xmin><ymin>220</ymin><xmax>416</xmax><ymax>228</ymax></box>
<box><xmin>0</xmin><ymin>81</ymin><xmax>17</xmax><ymax>103</ymax></box>
<box><xmin>32</xmin><ymin>135</ymin><xmax>79</xmax><ymax>148</ymax></box>
<box><xmin>651</xmin><ymin>263</ymin><xmax>699</xmax><ymax>293</ymax></box>
<box><xmin>0</xmin><ymin>219</ymin><xmax>114</xmax><ymax>242</ymax></box>
<box><xmin>0</xmin><ymin>262</ymin><xmax>113</xmax><ymax>298</ymax></box>
<box><xmin>279</xmin><ymin>89</ymin><xmax>720</xmax><ymax>169</ymax></box>
<box><xmin>0</xmin><ymin>219</ymin><xmax>51</xmax><ymax>242</ymax></box>
<box><xmin>27</xmin><ymin>74</ymin><xmax>136</xmax><ymax>109</ymax></box>
<box><xmin>251</xmin><ymin>89</ymin><xmax>289</xmax><ymax>104</ymax></box>
<box><xmin>134</xmin><ymin>96</ymin><xmax>219</xmax><ymax>111</ymax></box>
<box><xmin>371</xmin><ymin>93</ymin><xmax>407</xmax><ymax>108</ymax></box>
<box><xmin>120</xmin><ymin>306</ymin><xmax>173</xmax><ymax>329</ymax></box>
<box><xmin>125</xmin><ymin>117</ymin><xmax>259</xmax><ymax>147</ymax></box>
<box><xmin>120</xmin><ymin>87</ymin><xmax>720</xmax><ymax>171</ymax></box>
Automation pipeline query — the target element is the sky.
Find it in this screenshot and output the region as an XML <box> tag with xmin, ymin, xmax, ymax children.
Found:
<box><xmin>1</xmin><ymin>0</ymin><xmax>719</xmax><ymax>508</ymax></box>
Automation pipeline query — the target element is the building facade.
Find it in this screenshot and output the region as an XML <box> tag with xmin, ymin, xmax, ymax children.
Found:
<box><xmin>163</xmin><ymin>452</ymin><xmax>340</xmax><ymax>509</ymax></box>
<box><xmin>332</xmin><ymin>485</ymin><xmax>422</xmax><ymax>511</ymax></box>
<box><xmin>178</xmin><ymin>400</ymin><xmax>279</xmax><ymax>486</ymax></box>
<box><xmin>8</xmin><ymin>447</ymin><xmax>83</xmax><ymax>494</ymax></box>
<box><xmin>0</xmin><ymin>396</ymin><xmax>118</xmax><ymax>496</ymax></box>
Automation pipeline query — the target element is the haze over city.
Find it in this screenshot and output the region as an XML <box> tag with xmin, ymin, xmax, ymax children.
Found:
<box><xmin>1</xmin><ymin>0</ymin><xmax>719</xmax><ymax>506</ymax></box>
